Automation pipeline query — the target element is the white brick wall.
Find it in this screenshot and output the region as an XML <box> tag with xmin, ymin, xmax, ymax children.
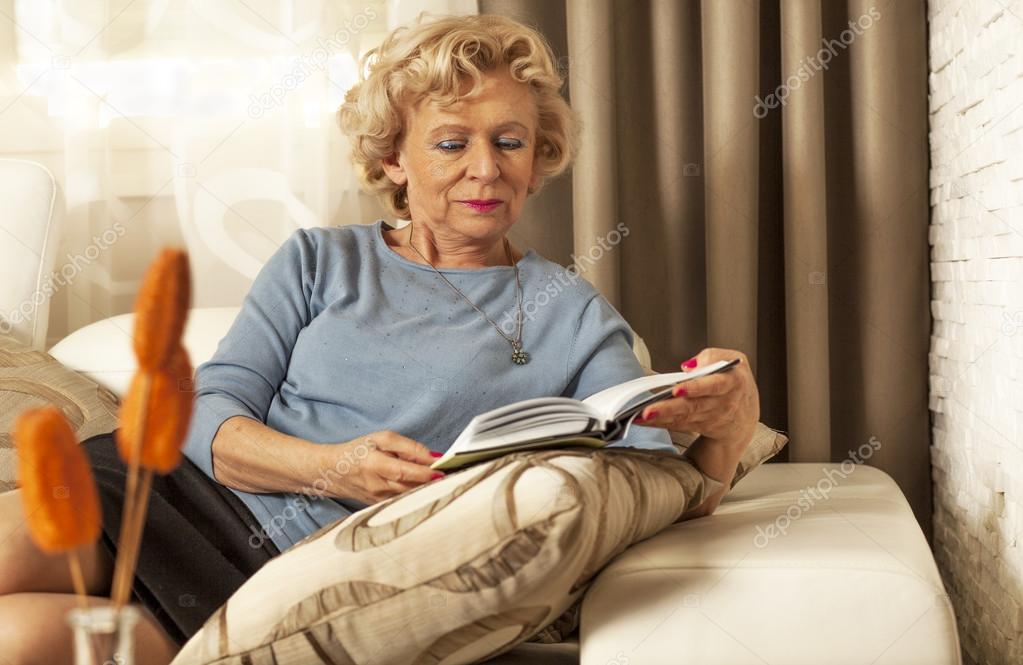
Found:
<box><xmin>929</xmin><ymin>2</ymin><xmax>1023</xmax><ymax>664</ymax></box>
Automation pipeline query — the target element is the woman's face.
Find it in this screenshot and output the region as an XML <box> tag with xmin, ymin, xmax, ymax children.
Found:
<box><xmin>383</xmin><ymin>67</ymin><xmax>540</xmax><ymax>243</ymax></box>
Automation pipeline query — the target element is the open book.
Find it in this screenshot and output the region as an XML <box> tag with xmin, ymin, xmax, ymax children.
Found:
<box><xmin>430</xmin><ymin>358</ymin><xmax>740</xmax><ymax>471</ymax></box>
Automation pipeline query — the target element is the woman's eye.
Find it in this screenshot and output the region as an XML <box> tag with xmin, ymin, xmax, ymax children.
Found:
<box><xmin>435</xmin><ymin>139</ymin><xmax>524</xmax><ymax>152</ymax></box>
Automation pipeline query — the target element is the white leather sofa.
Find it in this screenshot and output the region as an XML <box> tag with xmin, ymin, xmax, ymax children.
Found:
<box><xmin>49</xmin><ymin>308</ymin><xmax>963</xmax><ymax>664</ymax></box>
<box><xmin>8</xmin><ymin>156</ymin><xmax>960</xmax><ymax>662</ymax></box>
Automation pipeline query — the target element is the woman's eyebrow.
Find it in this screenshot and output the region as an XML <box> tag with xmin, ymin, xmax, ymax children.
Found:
<box><xmin>426</xmin><ymin>121</ymin><xmax>529</xmax><ymax>136</ymax></box>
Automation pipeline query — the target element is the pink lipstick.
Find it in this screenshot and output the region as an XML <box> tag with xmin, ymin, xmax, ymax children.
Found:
<box><xmin>459</xmin><ymin>199</ymin><xmax>502</xmax><ymax>213</ymax></box>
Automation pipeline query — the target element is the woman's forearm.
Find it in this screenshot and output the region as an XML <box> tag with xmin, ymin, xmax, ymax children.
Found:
<box><xmin>211</xmin><ymin>415</ymin><xmax>324</xmax><ymax>494</ymax></box>
<box><xmin>678</xmin><ymin>434</ymin><xmax>746</xmax><ymax>520</ymax></box>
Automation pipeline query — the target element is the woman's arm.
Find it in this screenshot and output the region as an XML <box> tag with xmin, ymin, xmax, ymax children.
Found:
<box><xmin>211</xmin><ymin>415</ymin><xmax>324</xmax><ymax>494</ymax></box>
<box><xmin>677</xmin><ymin>434</ymin><xmax>747</xmax><ymax>520</ymax></box>
<box><xmin>635</xmin><ymin>347</ymin><xmax>762</xmax><ymax>519</ymax></box>
<box><xmin>181</xmin><ymin>230</ymin><xmax>318</xmax><ymax>481</ymax></box>
<box><xmin>211</xmin><ymin>415</ymin><xmax>443</xmax><ymax>501</ymax></box>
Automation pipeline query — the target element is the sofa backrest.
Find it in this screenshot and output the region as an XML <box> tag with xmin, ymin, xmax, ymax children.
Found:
<box><xmin>49</xmin><ymin>306</ymin><xmax>657</xmax><ymax>399</ymax></box>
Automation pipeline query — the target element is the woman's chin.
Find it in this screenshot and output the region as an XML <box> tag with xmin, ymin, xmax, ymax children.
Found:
<box><xmin>450</xmin><ymin>213</ymin><xmax>513</xmax><ymax>234</ymax></box>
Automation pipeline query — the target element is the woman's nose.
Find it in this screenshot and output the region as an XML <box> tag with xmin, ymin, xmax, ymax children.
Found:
<box><xmin>464</xmin><ymin>142</ymin><xmax>500</xmax><ymax>182</ymax></box>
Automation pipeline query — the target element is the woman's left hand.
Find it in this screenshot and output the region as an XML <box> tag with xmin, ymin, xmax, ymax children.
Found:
<box><xmin>634</xmin><ymin>347</ymin><xmax>760</xmax><ymax>447</ymax></box>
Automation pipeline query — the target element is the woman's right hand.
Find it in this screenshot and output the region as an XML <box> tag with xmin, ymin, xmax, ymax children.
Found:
<box><xmin>313</xmin><ymin>430</ymin><xmax>444</xmax><ymax>505</ymax></box>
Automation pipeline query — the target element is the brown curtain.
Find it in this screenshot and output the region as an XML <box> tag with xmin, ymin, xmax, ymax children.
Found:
<box><xmin>481</xmin><ymin>0</ymin><xmax>932</xmax><ymax>540</ymax></box>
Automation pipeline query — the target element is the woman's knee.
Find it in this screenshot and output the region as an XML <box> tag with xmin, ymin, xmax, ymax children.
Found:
<box><xmin>0</xmin><ymin>594</ymin><xmax>67</xmax><ymax>665</ymax></box>
<box><xmin>0</xmin><ymin>593</ymin><xmax>178</xmax><ymax>665</ymax></box>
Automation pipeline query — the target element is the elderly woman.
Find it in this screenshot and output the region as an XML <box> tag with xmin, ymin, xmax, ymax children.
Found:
<box><xmin>0</xmin><ymin>13</ymin><xmax>759</xmax><ymax>664</ymax></box>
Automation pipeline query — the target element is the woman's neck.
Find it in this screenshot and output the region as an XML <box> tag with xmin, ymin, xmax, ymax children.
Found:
<box><xmin>384</xmin><ymin>221</ymin><xmax>522</xmax><ymax>269</ymax></box>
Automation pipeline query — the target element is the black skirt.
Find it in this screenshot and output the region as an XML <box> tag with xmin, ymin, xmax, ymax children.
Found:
<box><xmin>81</xmin><ymin>430</ymin><xmax>280</xmax><ymax>647</ymax></box>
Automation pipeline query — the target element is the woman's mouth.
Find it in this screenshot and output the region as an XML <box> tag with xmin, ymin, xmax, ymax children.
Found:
<box><xmin>459</xmin><ymin>199</ymin><xmax>502</xmax><ymax>213</ymax></box>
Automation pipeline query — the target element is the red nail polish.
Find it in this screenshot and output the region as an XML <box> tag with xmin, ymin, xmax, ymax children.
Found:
<box><xmin>673</xmin><ymin>386</ymin><xmax>688</xmax><ymax>398</ymax></box>
<box><xmin>637</xmin><ymin>410</ymin><xmax>659</xmax><ymax>423</ymax></box>
<box><xmin>430</xmin><ymin>451</ymin><xmax>443</xmax><ymax>457</ymax></box>
<box><xmin>682</xmin><ymin>358</ymin><xmax>698</xmax><ymax>369</ymax></box>
<box><xmin>431</xmin><ymin>472</ymin><xmax>444</xmax><ymax>480</ymax></box>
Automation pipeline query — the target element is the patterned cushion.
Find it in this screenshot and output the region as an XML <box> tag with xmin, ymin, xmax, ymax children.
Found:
<box><xmin>0</xmin><ymin>335</ymin><xmax>119</xmax><ymax>491</ymax></box>
<box><xmin>523</xmin><ymin>421</ymin><xmax>789</xmax><ymax>646</ymax></box>
<box><xmin>172</xmin><ymin>436</ymin><xmax>787</xmax><ymax>665</ymax></box>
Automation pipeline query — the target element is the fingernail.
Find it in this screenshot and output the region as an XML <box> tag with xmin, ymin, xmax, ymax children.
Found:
<box><xmin>431</xmin><ymin>472</ymin><xmax>445</xmax><ymax>480</ymax></box>
<box><xmin>672</xmin><ymin>385</ymin><xmax>688</xmax><ymax>398</ymax></box>
<box><xmin>430</xmin><ymin>451</ymin><xmax>443</xmax><ymax>458</ymax></box>
<box><xmin>636</xmin><ymin>410</ymin><xmax>659</xmax><ymax>424</ymax></box>
<box><xmin>682</xmin><ymin>358</ymin><xmax>698</xmax><ymax>369</ymax></box>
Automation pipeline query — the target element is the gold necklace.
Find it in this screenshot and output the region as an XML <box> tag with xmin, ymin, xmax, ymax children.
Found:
<box><xmin>406</xmin><ymin>221</ymin><xmax>529</xmax><ymax>365</ymax></box>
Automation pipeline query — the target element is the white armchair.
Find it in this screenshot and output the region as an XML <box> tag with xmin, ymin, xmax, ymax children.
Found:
<box><xmin>0</xmin><ymin>158</ymin><xmax>62</xmax><ymax>350</ymax></box>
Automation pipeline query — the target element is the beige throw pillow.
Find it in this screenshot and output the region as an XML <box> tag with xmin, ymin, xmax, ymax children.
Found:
<box><xmin>0</xmin><ymin>335</ymin><xmax>119</xmax><ymax>491</ymax></box>
<box><xmin>524</xmin><ymin>421</ymin><xmax>789</xmax><ymax>646</ymax></box>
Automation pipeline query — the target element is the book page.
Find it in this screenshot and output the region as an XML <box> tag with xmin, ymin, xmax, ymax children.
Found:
<box><xmin>476</xmin><ymin>401</ymin><xmax>597</xmax><ymax>434</ymax></box>
<box><xmin>431</xmin><ymin>435</ymin><xmax>608</xmax><ymax>471</ymax></box>
<box><xmin>581</xmin><ymin>359</ymin><xmax>740</xmax><ymax>419</ymax></box>
<box><xmin>482</xmin><ymin>413</ymin><xmax>598</xmax><ymax>438</ymax></box>
<box><xmin>472</xmin><ymin>396</ymin><xmax>597</xmax><ymax>430</ymax></box>
<box><xmin>457</xmin><ymin>417</ymin><xmax>602</xmax><ymax>453</ymax></box>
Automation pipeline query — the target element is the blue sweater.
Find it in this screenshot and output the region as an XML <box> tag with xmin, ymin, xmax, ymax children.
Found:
<box><xmin>182</xmin><ymin>220</ymin><xmax>676</xmax><ymax>552</ymax></box>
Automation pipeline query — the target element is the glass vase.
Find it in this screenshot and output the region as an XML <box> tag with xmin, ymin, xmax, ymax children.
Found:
<box><xmin>66</xmin><ymin>605</ymin><xmax>140</xmax><ymax>665</ymax></box>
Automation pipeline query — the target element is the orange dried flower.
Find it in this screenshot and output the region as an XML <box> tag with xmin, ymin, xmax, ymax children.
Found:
<box><xmin>133</xmin><ymin>249</ymin><xmax>191</xmax><ymax>371</ymax></box>
<box><xmin>13</xmin><ymin>406</ymin><xmax>101</xmax><ymax>553</ymax></box>
<box><xmin>116</xmin><ymin>346</ymin><xmax>194</xmax><ymax>474</ymax></box>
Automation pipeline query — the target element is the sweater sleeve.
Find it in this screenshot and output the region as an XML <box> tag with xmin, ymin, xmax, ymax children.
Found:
<box><xmin>182</xmin><ymin>229</ymin><xmax>318</xmax><ymax>480</ymax></box>
<box><xmin>563</xmin><ymin>294</ymin><xmax>678</xmax><ymax>454</ymax></box>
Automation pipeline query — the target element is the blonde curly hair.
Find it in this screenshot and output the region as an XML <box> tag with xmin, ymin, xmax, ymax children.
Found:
<box><xmin>337</xmin><ymin>13</ymin><xmax>581</xmax><ymax>220</ymax></box>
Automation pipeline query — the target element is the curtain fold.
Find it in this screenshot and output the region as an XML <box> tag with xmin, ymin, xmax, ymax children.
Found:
<box><xmin>481</xmin><ymin>0</ymin><xmax>932</xmax><ymax>537</ymax></box>
<box><xmin>701</xmin><ymin>1</ymin><xmax>761</xmax><ymax>366</ymax></box>
<box><xmin>781</xmin><ymin>0</ymin><xmax>832</xmax><ymax>462</ymax></box>
<box><xmin>566</xmin><ymin>0</ymin><xmax>620</xmax><ymax>302</ymax></box>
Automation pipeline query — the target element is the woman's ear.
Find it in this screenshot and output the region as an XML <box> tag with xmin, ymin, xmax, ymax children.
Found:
<box><xmin>381</xmin><ymin>152</ymin><xmax>408</xmax><ymax>187</ymax></box>
<box><xmin>527</xmin><ymin>172</ymin><xmax>541</xmax><ymax>195</ymax></box>
<box><xmin>527</xmin><ymin>150</ymin><xmax>542</xmax><ymax>194</ymax></box>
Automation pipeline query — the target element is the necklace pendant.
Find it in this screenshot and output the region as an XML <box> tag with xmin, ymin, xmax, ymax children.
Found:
<box><xmin>511</xmin><ymin>341</ymin><xmax>530</xmax><ymax>365</ymax></box>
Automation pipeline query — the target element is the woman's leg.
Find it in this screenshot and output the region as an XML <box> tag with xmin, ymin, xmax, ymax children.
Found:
<box><xmin>0</xmin><ymin>488</ymin><xmax>112</xmax><ymax>596</ymax></box>
<box><xmin>0</xmin><ymin>489</ymin><xmax>180</xmax><ymax>661</ymax></box>
<box><xmin>0</xmin><ymin>593</ymin><xmax>178</xmax><ymax>665</ymax></box>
